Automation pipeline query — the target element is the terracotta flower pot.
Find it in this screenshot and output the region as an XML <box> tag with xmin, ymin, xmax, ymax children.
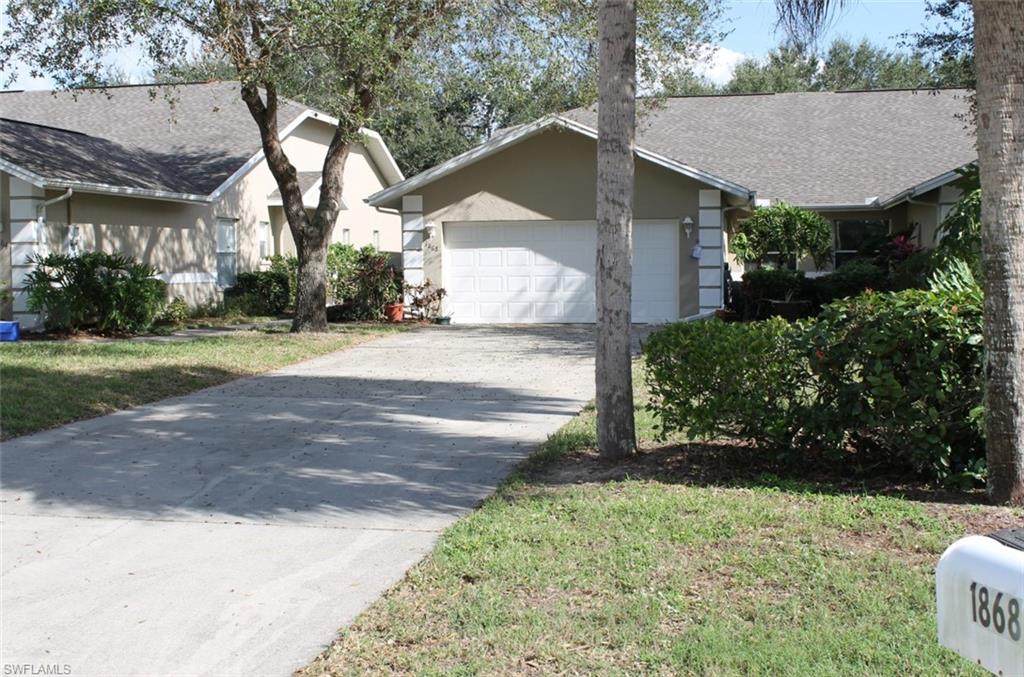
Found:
<box><xmin>385</xmin><ymin>302</ymin><xmax>404</xmax><ymax>323</ymax></box>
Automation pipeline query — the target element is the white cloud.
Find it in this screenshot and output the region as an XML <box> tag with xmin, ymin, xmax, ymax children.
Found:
<box><xmin>692</xmin><ymin>45</ymin><xmax>748</xmax><ymax>86</ymax></box>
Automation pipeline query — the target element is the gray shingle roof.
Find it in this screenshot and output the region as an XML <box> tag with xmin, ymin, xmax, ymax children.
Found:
<box><xmin>0</xmin><ymin>81</ymin><xmax>309</xmax><ymax>196</ymax></box>
<box><xmin>565</xmin><ymin>88</ymin><xmax>975</xmax><ymax>206</ymax></box>
<box><xmin>267</xmin><ymin>171</ymin><xmax>321</xmax><ymax>199</ymax></box>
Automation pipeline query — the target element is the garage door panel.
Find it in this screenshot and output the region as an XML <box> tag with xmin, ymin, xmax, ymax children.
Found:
<box><xmin>534</xmin><ymin>276</ymin><xmax>559</xmax><ymax>292</ymax></box>
<box><xmin>507</xmin><ymin>276</ymin><xmax>530</xmax><ymax>292</ymax></box>
<box><xmin>505</xmin><ymin>249</ymin><xmax>530</xmax><ymax>266</ymax></box>
<box><xmin>444</xmin><ymin>221</ymin><xmax>679</xmax><ymax>324</ymax></box>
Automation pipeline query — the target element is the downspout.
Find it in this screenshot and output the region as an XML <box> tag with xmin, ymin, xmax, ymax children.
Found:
<box><xmin>34</xmin><ymin>188</ymin><xmax>73</xmax><ymax>256</ymax></box>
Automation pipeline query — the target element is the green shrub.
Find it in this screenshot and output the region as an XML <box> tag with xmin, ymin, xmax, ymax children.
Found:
<box><xmin>24</xmin><ymin>252</ymin><xmax>166</xmax><ymax>334</ymax></box>
<box><xmin>730</xmin><ymin>268</ymin><xmax>806</xmax><ymax>320</ymax></box>
<box><xmin>267</xmin><ymin>244</ymin><xmax>395</xmax><ymax>318</ymax></box>
<box><xmin>799</xmin><ymin>289</ymin><xmax>984</xmax><ymax>478</ymax></box>
<box><xmin>326</xmin><ymin>243</ymin><xmax>361</xmax><ymax>303</ymax></box>
<box><xmin>344</xmin><ymin>247</ymin><xmax>401</xmax><ymax>320</ymax></box>
<box><xmin>226</xmin><ymin>270</ymin><xmax>290</xmax><ymax>315</ymax></box>
<box><xmin>268</xmin><ymin>254</ymin><xmax>298</xmax><ymax>307</ymax></box>
<box><xmin>158</xmin><ymin>296</ymin><xmax>190</xmax><ymax>324</ymax></box>
<box><xmin>729</xmin><ymin>203</ymin><xmax>833</xmax><ymax>268</ymax></box>
<box><xmin>643</xmin><ymin>318</ymin><xmax>806</xmax><ymax>450</ymax></box>
<box><xmin>645</xmin><ymin>287</ymin><xmax>985</xmax><ymax>482</ymax></box>
<box><xmin>808</xmin><ymin>260</ymin><xmax>888</xmax><ymax>306</ymax></box>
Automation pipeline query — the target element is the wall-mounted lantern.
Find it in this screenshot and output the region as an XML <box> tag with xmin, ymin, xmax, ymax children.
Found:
<box><xmin>681</xmin><ymin>216</ymin><xmax>694</xmax><ymax>240</ymax></box>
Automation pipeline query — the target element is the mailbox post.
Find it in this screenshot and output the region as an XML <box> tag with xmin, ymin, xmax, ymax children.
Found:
<box><xmin>937</xmin><ymin>528</ymin><xmax>1024</xmax><ymax>675</ymax></box>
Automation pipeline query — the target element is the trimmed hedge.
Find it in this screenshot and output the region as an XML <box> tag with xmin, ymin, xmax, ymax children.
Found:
<box><xmin>644</xmin><ymin>287</ymin><xmax>985</xmax><ymax>482</ymax></box>
<box><xmin>24</xmin><ymin>252</ymin><xmax>166</xmax><ymax>334</ymax></box>
<box><xmin>225</xmin><ymin>270</ymin><xmax>290</xmax><ymax>315</ymax></box>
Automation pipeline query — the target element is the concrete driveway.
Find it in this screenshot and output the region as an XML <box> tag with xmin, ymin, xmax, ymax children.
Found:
<box><xmin>1</xmin><ymin>326</ymin><xmax>596</xmax><ymax>676</ymax></box>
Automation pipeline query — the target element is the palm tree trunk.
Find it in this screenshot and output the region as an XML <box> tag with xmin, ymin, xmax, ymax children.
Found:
<box><xmin>595</xmin><ymin>0</ymin><xmax>637</xmax><ymax>459</ymax></box>
<box><xmin>975</xmin><ymin>0</ymin><xmax>1024</xmax><ymax>505</ymax></box>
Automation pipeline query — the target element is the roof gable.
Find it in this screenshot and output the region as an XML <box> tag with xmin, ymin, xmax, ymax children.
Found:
<box><xmin>0</xmin><ymin>81</ymin><xmax>403</xmax><ymax>201</ymax></box>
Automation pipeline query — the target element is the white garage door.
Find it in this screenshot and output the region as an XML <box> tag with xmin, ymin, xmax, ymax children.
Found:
<box><xmin>444</xmin><ymin>220</ymin><xmax>679</xmax><ymax>324</ymax></box>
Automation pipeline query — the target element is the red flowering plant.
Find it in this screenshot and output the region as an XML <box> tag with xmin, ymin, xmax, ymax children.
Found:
<box><xmin>876</xmin><ymin>233</ymin><xmax>922</xmax><ymax>272</ymax></box>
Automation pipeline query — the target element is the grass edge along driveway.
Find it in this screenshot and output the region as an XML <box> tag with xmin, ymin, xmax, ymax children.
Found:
<box><xmin>0</xmin><ymin>324</ymin><xmax>403</xmax><ymax>440</ymax></box>
<box><xmin>299</xmin><ymin>370</ymin><xmax>1019</xmax><ymax>677</ymax></box>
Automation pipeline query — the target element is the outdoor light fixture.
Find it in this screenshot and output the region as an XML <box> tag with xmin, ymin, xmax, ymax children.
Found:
<box><xmin>681</xmin><ymin>216</ymin><xmax>694</xmax><ymax>240</ymax></box>
<box><xmin>423</xmin><ymin>222</ymin><xmax>437</xmax><ymax>239</ymax></box>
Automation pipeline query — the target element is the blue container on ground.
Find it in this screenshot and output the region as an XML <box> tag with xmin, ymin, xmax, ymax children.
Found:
<box><xmin>0</xmin><ymin>321</ymin><xmax>21</xmax><ymax>342</ymax></box>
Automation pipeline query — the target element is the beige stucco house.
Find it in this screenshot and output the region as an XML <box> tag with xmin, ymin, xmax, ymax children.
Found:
<box><xmin>0</xmin><ymin>82</ymin><xmax>403</xmax><ymax>328</ymax></box>
<box><xmin>370</xmin><ymin>88</ymin><xmax>975</xmax><ymax>324</ymax></box>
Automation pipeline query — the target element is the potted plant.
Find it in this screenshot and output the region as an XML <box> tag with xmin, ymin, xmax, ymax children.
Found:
<box><xmin>433</xmin><ymin>313</ymin><xmax>452</xmax><ymax>325</ymax></box>
<box><xmin>383</xmin><ymin>276</ymin><xmax>404</xmax><ymax>322</ymax></box>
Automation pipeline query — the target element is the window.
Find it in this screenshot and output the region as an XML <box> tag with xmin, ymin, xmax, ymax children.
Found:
<box><xmin>834</xmin><ymin>219</ymin><xmax>889</xmax><ymax>268</ymax></box>
<box><xmin>216</xmin><ymin>218</ymin><xmax>237</xmax><ymax>287</ymax></box>
<box><xmin>342</xmin><ymin>228</ymin><xmax>351</xmax><ymax>245</ymax></box>
<box><xmin>259</xmin><ymin>221</ymin><xmax>270</xmax><ymax>258</ymax></box>
<box><xmin>372</xmin><ymin>230</ymin><xmax>380</xmax><ymax>249</ymax></box>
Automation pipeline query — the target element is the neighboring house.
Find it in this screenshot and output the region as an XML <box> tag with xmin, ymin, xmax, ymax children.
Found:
<box><xmin>0</xmin><ymin>81</ymin><xmax>404</xmax><ymax>329</ymax></box>
<box><xmin>370</xmin><ymin>88</ymin><xmax>975</xmax><ymax>324</ymax></box>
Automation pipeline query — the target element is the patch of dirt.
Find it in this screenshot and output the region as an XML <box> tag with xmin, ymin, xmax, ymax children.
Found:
<box><xmin>530</xmin><ymin>440</ymin><xmax>999</xmax><ymax>507</ymax></box>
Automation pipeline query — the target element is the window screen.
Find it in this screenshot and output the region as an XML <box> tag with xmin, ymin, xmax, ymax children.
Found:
<box><xmin>834</xmin><ymin>219</ymin><xmax>889</xmax><ymax>267</ymax></box>
<box><xmin>216</xmin><ymin>218</ymin><xmax>237</xmax><ymax>287</ymax></box>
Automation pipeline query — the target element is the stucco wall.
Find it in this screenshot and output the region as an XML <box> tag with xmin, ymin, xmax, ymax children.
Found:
<box><xmin>275</xmin><ymin>123</ymin><xmax>401</xmax><ymax>256</ymax></box>
<box><xmin>413</xmin><ymin>128</ymin><xmax>710</xmax><ymax>318</ymax></box>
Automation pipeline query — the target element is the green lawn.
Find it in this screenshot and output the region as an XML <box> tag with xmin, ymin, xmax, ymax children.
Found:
<box><xmin>0</xmin><ymin>324</ymin><xmax>401</xmax><ymax>439</ymax></box>
<box><xmin>301</xmin><ymin>372</ymin><xmax>1019</xmax><ymax>677</ymax></box>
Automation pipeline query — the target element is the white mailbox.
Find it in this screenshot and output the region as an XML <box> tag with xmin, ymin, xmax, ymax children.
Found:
<box><xmin>937</xmin><ymin>529</ymin><xmax>1024</xmax><ymax>675</ymax></box>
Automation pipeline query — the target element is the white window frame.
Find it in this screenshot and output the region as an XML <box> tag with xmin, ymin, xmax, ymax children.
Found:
<box><xmin>216</xmin><ymin>217</ymin><xmax>238</xmax><ymax>288</ymax></box>
<box><xmin>258</xmin><ymin>220</ymin><xmax>270</xmax><ymax>259</ymax></box>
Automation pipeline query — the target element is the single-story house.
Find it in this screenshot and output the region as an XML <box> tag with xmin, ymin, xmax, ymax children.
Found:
<box><xmin>369</xmin><ymin>88</ymin><xmax>975</xmax><ymax>324</ymax></box>
<box><xmin>0</xmin><ymin>81</ymin><xmax>404</xmax><ymax>328</ymax></box>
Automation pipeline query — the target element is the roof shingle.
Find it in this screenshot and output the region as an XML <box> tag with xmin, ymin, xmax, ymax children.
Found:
<box><xmin>565</xmin><ymin>88</ymin><xmax>975</xmax><ymax>206</ymax></box>
<box><xmin>0</xmin><ymin>81</ymin><xmax>309</xmax><ymax>196</ymax></box>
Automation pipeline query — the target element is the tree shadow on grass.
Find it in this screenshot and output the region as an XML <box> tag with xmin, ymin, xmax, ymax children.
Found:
<box><xmin>529</xmin><ymin>440</ymin><xmax>996</xmax><ymax>507</ymax></box>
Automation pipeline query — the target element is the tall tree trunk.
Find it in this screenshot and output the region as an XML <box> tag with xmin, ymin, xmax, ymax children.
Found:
<box><xmin>240</xmin><ymin>82</ymin><xmax>350</xmax><ymax>333</ymax></box>
<box><xmin>292</xmin><ymin>231</ymin><xmax>330</xmax><ymax>333</ymax></box>
<box><xmin>975</xmin><ymin>0</ymin><xmax>1024</xmax><ymax>505</ymax></box>
<box><xmin>595</xmin><ymin>0</ymin><xmax>637</xmax><ymax>459</ymax></box>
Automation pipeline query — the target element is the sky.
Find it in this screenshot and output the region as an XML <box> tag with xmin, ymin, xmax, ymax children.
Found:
<box><xmin>3</xmin><ymin>0</ymin><xmax>938</xmax><ymax>91</ymax></box>
<box><xmin>698</xmin><ymin>0</ymin><xmax>935</xmax><ymax>84</ymax></box>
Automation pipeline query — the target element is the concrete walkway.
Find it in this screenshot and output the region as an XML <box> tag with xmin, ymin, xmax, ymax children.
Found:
<box><xmin>1</xmin><ymin>326</ymin><xmax>596</xmax><ymax>676</ymax></box>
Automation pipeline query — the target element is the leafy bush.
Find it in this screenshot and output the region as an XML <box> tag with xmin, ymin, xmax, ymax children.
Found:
<box><xmin>326</xmin><ymin>243</ymin><xmax>361</xmax><ymax>303</ymax></box>
<box><xmin>799</xmin><ymin>288</ymin><xmax>984</xmax><ymax>478</ymax></box>
<box><xmin>268</xmin><ymin>254</ymin><xmax>298</xmax><ymax>307</ymax></box>
<box><xmin>729</xmin><ymin>268</ymin><xmax>806</xmax><ymax>320</ymax></box>
<box><xmin>729</xmin><ymin>203</ymin><xmax>833</xmax><ymax>268</ymax></box>
<box><xmin>645</xmin><ymin>287</ymin><xmax>985</xmax><ymax>482</ymax></box>
<box><xmin>268</xmin><ymin>244</ymin><xmax>397</xmax><ymax>319</ymax></box>
<box><xmin>158</xmin><ymin>296</ymin><xmax>190</xmax><ymax>324</ymax></box>
<box><xmin>644</xmin><ymin>318</ymin><xmax>805</xmax><ymax>450</ymax></box>
<box><xmin>405</xmin><ymin>279</ymin><xmax>447</xmax><ymax>320</ymax></box>
<box><xmin>225</xmin><ymin>271</ymin><xmax>290</xmax><ymax>315</ymax></box>
<box><xmin>808</xmin><ymin>260</ymin><xmax>888</xmax><ymax>306</ymax></box>
<box><xmin>346</xmin><ymin>247</ymin><xmax>401</xmax><ymax>320</ymax></box>
<box><xmin>24</xmin><ymin>252</ymin><xmax>167</xmax><ymax>334</ymax></box>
